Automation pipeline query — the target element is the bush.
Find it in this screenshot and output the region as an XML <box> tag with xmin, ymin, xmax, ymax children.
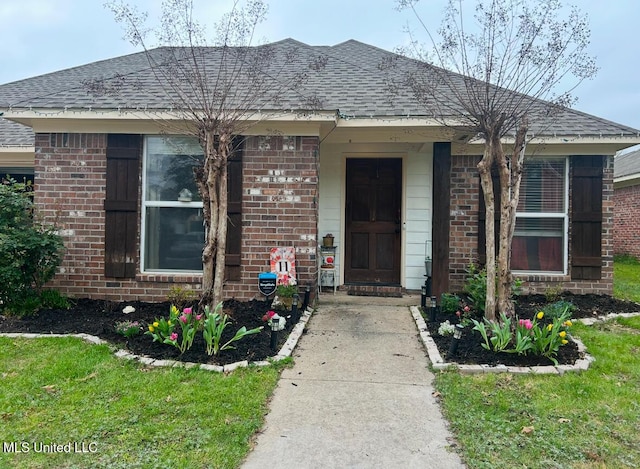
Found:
<box><xmin>542</xmin><ymin>300</ymin><xmax>576</xmax><ymax>320</ymax></box>
<box><xmin>167</xmin><ymin>286</ymin><xmax>198</xmax><ymax>310</ymax></box>
<box><xmin>0</xmin><ymin>179</ymin><xmax>64</xmax><ymax>315</ymax></box>
<box><xmin>463</xmin><ymin>264</ymin><xmax>522</xmax><ymax>316</ymax></box>
<box><xmin>440</xmin><ymin>293</ymin><xmax>461</xmax><ymax>314</ymax></box>
<box><xmin>463</xmin><ymin>264</ymin><xmax>487</xmax><ymax>314</ymax></box>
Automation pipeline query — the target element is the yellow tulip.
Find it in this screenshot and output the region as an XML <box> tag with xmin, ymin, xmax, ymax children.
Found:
<box><xmin>564</xmin><ymin>320</ymin><xmax>573</xmax><ymax>327</ymax></box>
<box><xmin>153</xmin><ymin>321</ymin><xmax>159</xmax><ymax>328</ymax></box>
<box><xmin>547</xmin><ymin>324</ymin><xmax>553</xmax><ymax>331</ymax></box>
<box><xmin>148</xmin><ymin>325</ymin><xmax>155</xmax><ymax>332</ymax></box>
<box><xmin>561</xmin><ymin>339</ymin><xmax>568</xmax><ymax>345</ymax></box>
<box><xmin>559</xmin><ymin>331</ymin><xmax>567</xmax><ymax>338</ymax></box>
<box><xmin>537</xmin><ymin>311</ymin><xmax>544</xmax><ymax>320</ymax></box>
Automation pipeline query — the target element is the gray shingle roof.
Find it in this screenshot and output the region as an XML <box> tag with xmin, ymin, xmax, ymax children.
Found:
<box><xmin>614</xmin><ymin>148</ymin><xmax>640</xmax><ymax>178</ymax></box>
<box><xmin>0</xmin><ymin>39</ymin><xmax>638</xmax><ymax>139</ymax></box>
<box><xmin>0</xmin><ymin>118</ymin><xmax>34</xmax><ymax>146</ymax></box>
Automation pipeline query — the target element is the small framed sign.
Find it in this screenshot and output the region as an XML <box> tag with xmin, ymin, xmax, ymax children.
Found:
<box><xmin>258</xmin><ymin>272</ymin><xmax>277</xmax><ymax>297</ymax></box>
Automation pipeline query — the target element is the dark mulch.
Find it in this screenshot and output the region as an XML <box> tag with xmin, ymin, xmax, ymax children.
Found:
<box><xmin>425</xmin><ymin>293</ymin><xmax>640</xmax><ymax>367</ymax></box>
<box><xmin>0</xmin><ymin>298</ymin><xmax>298</xmax><ymax>366</ymax></box>
<box><xmin>2</xmin><ymin>292</ymin><xmax>638</xmax><ymax>368</ymax></box>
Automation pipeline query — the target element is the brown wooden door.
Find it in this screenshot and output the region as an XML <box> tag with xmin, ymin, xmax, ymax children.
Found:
<box><xmin>345</xmin><ymin>158</ymin><xmax>402</xmax><ymax>284</ymax></box>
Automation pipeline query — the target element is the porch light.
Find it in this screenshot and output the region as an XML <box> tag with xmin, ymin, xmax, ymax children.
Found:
<box><xmin>447</xmin><ymin>324</ymin><xmax>464</xmax><ymax>359</ymax></box>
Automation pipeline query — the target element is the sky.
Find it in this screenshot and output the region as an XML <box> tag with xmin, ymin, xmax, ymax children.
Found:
<box><xmin>1</xmin><ymin>0</ymin><xmax>639</xmax><ymax>131</ymax></box>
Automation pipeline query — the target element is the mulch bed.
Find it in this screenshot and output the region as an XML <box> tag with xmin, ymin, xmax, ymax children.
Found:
<box><xmin>1</xmin><ymin>292</ymin><xmax>638</xmax><ymax>367</ymax></box>
<box><xmin>0</xmin><ymin>298</ymin><xmax>298</xmax><ymax>366</ymax></box>
<box><xmin>426</xmin><ymin>292</ymin><xmax>640</xmax><ymax>366</ymax></box>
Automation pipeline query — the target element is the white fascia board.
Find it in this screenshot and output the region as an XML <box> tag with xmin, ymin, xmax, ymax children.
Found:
<box><xmin>3</xmin><ymin>109</ymin><xmax>334</xmax><ymax>136</ymax></box>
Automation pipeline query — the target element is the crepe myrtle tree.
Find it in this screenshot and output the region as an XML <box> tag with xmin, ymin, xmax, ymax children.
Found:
<box><xmin>99</xmin><ymin>0</ymin><xmax>324</xmax><ymax>309</ymax></box>
<box><xmin>393</xmin><ymin>0</ymin><xmax>597</xmax><ymax>320</ymax></box>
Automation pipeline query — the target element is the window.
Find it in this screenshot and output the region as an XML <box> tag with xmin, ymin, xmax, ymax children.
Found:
<box><xmin>512</xmin><ymin>158</ymin><xmax>568</xmax><ymax>273</ymax></box>
<box><xmin>141</xmin><ymin>136</ymin><xmax>204</xmax><ymax>272</ymax></box>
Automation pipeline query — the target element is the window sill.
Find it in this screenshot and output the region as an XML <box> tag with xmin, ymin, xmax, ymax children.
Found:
<box><xmin>136</xmin><ymin>272</ymin><xmax>203</xmax><ymax>284</ymax></box>
<box><xmin>513</xmin><ymin>272</ymin><xmax>569</xmax><ymax>283</ymax></box>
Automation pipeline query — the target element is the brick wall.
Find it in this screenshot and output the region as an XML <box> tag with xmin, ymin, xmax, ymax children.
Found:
<box><xmin>614</xmin><ymin>182</ymin><xmax>640</xmax><ymax>259</ymax></box>
<box><xmin>447</xmin><ymin>154</ymin><xmax>614</xmax><ymax>295</ymax></box>
<box><xmin>35</xmin><ymin>133</ymin><xmax>319</xmax><ymax>303</ymax></box>
<box><xmin>448</xmin><ymin>154</ymin><xmax>482</xmax><ymax>291</ymax></box>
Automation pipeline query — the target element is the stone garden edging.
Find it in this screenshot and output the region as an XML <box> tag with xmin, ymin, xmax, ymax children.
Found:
<box><xmin>410</xmin><ymin>306</ymin><xmax>640</xmax><ymax>375</ymax></box>
<box><xmin>0</xmin><ymin>307</ymin><xmax>314</xmax><ymax>373</ymax></box>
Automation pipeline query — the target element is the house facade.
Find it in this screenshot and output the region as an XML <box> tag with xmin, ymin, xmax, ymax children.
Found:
<box><xmin>1</xmin><ymin>39</ymin><xmax>639</xmax><ymax>302</ymax></box>
<box><xmin>614</xmin><ymin>148</ymin><xmax>640</xmax><ymax>259</ymax></box>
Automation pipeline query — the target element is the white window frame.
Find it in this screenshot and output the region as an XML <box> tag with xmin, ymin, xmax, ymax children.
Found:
<box><xmin>140</xmin><ymin>136</ymin><xmax>204</xmax><ymax>274</ymax></box>
<box><xmin>512</xmin><ymin>156</ymin><xmax>569</xmax><ymax>275</ymax></box>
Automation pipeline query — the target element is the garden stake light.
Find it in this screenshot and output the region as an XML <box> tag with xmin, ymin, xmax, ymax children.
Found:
<box><xmin>301</xmin><ymin>285</ymin><xmax>310</xmax><ymax>312</ymax></box>
<box><xmin>270</xmin><ymin>312</ymin><xmax>281</xmax><ymax>352</ymax></box>
<box><xmin>421</xmin><ymin>284</ymin><xmax>427</xmax><ymax>308</ymax></box>
<box><xmin>291</xmin><ymin>294</ymin><xmax>300</xmax><ymax>323</ymax></box>
<box><xmin>447</xmin><ymin>324</ymin><xmax>464</xmax><ymax>359</ymax></box>
<box><xmin>429</xmin><ymin>296</ymin><xmax>437</xmax><ymax>322</ymax></box>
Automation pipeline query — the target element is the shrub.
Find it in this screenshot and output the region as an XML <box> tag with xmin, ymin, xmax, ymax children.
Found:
<box><xmin>463</xmin><ymin>264</ymin><xmax>521</xmax><ymax>316</ymax></box>
<box><xmin>40</xmin><ymin>289</ymin><xmax>71</xmax><ymax>309</ymax></box>
<box><xmin>440</xmin><ymin>293</ymin><xmax>461</xmax><ymax>314</ymax></box>
<box><xmin>166</xmin><ymin>286</ymin><xmax>197</xmax><ymax>310</ymax></box>
<box><xmin>0</xmin><ymin>179</ymin><xmax>64</xmax><ymax>315</ymax></box>
<box><xmin>542</xmin><ymin>300</ymin><xmax>576</xmax><ymax>320</ymax></box>
<box><xmin>464</xmin><ymin>264</ymin><xmax>487</xmax><ymax>314</ymax></box>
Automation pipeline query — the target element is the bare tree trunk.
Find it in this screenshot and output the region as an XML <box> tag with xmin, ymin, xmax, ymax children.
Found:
<box><xmin>198</xmin><ymin>130</ymin><xmax>220</xmax><ymax>309</ymax></box>
<box><xmin>496</xmin><ymin>143</ymin><xmax>513</xmax><ymax>317</ymax></box>
<box><xmin>496</xmin><ymin>123</ymin><xmax>528</xmax><ymax>317</ymax></box>
<box><xmin>212</xmin><ymin>135</ymin><xmax>229</xmax><ymax>308</ymax></box>
<box><xmin>478</xmin><ymin>142</ymin><xmax>497</xmax><ymax>321</ymax></box>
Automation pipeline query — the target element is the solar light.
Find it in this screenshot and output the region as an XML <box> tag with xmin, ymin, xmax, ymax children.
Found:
<box><xmin>429</xmin><ymin>296</ymin><xmax>437</xmax><ymax>322</ymax></box>
<box><xmin>291</xmin><ymin>294</ymin><xmax>300</xmax><ymax>323</ymax></box>
<box><xmin>447</xmin><ymin>324</ymin><xmax>464</xmax><ymax>359</ymax></box>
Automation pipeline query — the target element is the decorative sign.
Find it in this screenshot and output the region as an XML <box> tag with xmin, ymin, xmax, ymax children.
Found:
<box><xmin>270</xmin><ymin>247</ymin><xmax>297</xmax><ymax>285</ymax></box>
<box><xmin>258</xmin><ymin>272</ymin><xmax>277</xmax><ymax>297</ymax></box>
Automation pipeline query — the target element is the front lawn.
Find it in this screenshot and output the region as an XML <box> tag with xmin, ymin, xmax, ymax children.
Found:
<box><xmin>0</xmin><ymin>337</ymin><xmax>281</xmax><ymax>468</ymax></box>
<box><xmin>614</xmin><ymin>254</ymin><xmax>640</xmax><ymax>302</ymax></box>
<box><xmin>432</xmin><ymin>257</ymin><xmax>640</xmax><ymax>468</ymax></box>
<box><xmin>434</xmin><ymin>315</ymin><xmax>640</xmax><ymax>468</ymax></box>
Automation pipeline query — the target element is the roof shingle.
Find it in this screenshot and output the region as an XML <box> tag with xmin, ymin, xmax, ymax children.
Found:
<box><xmin>0</xmin><ymin>39</ymin><xmax>638</xmax><ymax>139</ymax></box>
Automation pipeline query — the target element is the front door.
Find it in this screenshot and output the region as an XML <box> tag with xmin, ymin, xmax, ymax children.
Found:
<box><xmin>345</xmin><ymin>158</ymin><xmax>402</xmax><ymax>284</ymax></box>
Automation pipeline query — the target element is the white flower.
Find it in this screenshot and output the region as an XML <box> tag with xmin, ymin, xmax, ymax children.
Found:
<box><xmin>122</xmin><ymin>305</ymin><xmax>136</xmax><ymax>314</ymax></box>
<box><xmin>438</xmin><ymin>320</ymin><xmax>455</xmax><ymax>336</ymax></box>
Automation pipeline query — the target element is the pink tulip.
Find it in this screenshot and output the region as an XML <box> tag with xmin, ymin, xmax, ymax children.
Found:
<box><xmin>463</xmin><ymin>306</ymin><xmax>470</xmax><ymax>312</ymax></box>
<box><xmin>170</xmin><ymin>332</ymin><xmax>178</xmax><ymax>341</ymax></box>
<box><xmin>179</xmin><ymin>315</ymin><xmax>188</xmax><ymax>324</ymax></box>
<box><xmin>183</xmin><ymin>307</ymin><xmax>192</xmax><ymax>315</ymax></box>
<box><xmin>195</xmin><ymin>314</ymin><xmax>203</xmax><ymax>321</ymax></box>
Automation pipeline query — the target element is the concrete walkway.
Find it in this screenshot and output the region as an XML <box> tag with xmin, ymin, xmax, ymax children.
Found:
<box><xmin>242</xmin><ymin>293</ymin><xmax>466</xmax><ymax>469</ymax></box>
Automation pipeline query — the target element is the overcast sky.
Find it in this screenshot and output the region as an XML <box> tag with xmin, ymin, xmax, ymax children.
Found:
<box><xmin>1</xmin><ymin>0</ymin><xmax>639</xmax><ymax>131</ymax></box>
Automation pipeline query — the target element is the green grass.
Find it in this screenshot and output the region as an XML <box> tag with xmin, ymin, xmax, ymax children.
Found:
<box><xmin>0</xmin><ymin>337</ymin><xmax>282</xmax><ymax>468</ymax></box>
<box><xmin>434</xmin><ymin>316</ymin><xmax>640</xmax><ymax>468</ymax></box>
<box><xmin>614</xmin><ymin>255</ymin><xmax>640</xmax><ymax>302</ymax></box>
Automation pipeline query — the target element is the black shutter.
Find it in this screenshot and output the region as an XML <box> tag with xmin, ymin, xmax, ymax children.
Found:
<box><xmin>104</xmin><ymin>134</ymin><xmax>141</xmax><ymax>278</ymax></box>
<box><xmin>478</xmin><ymin>165</ymin><xmax>500</xmax><ymax>265</ymax></box>
<box><xmin>571</xmin><ymin>156</ymin><xmax>603</xmax><ymax>280</ymax></box>
<box><xmin>225</xmin><ymin>139</ymin><xmax>243</xmax><ymax>281</ymax></box>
